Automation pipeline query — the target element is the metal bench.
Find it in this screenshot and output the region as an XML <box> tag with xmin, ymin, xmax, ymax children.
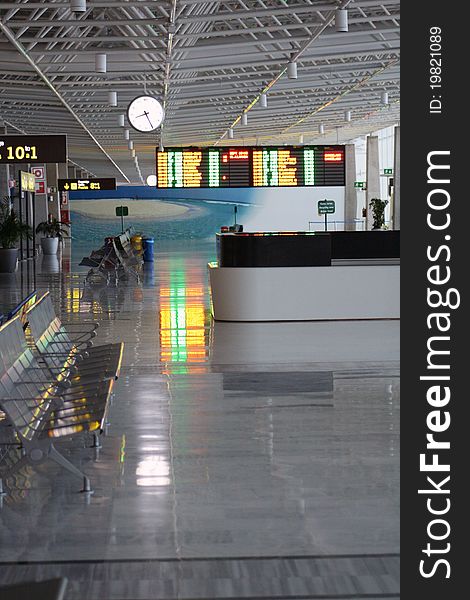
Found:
<box><xmin>112</xmin><ymin>233</ymin><xmax>142</xmax><ymax>282</ymax></box>
<box><xmin>82</xmin><ymin>229</ymin><xmax>142</xmax><ymax>285</ymax></box>
<box><xmin>25</xmin><ymin>291</ymin><xmax>124</xmax><ymax>384</ymax></box>
<box><xmin>0</xmin><ymin>315</ymin><xmax>115</xmax><ymax>493</ymax></box>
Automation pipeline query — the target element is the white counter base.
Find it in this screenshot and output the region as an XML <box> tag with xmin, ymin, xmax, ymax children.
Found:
<box><xmin>208</xmin><ymin>263</ymin><xmax>400</xmax><ymax>321</ymax></box>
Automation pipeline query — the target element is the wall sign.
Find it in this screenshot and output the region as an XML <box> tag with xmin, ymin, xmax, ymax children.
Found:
<box><xmin>0</xmin><ymin>135</ymin><xmax>67</xmax><ymax>164</ymax></box>
<box><xmin>58</xmin><ymin>178</ymin><xmax>116</xmax><ymax>192</ymax></box>
<box><xmin>156</xmin><ymin>145</ymin><xmax>345</xmax><ymax>188</ymax></box>
<box><xmin>31</xmin><ymin>165</ymin><xmax>46</xmax><ymax>194</ymax></box>
<box><xmin>20</xmin><ymin>171</ymin><xmax>36</xmax><ymax>192</ymax></box>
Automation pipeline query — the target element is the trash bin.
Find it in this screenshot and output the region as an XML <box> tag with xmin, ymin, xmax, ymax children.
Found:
<box><xmin>131</xmin><ymin>234</ymin><xmax>143</xmax><ymax>252</ymax></box>
<box><xmin>142</xmin><ymin>237</ymin><xmax>154</xmax><ymax>262</ymax></box>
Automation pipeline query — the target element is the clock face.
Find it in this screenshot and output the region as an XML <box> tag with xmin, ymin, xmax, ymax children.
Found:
<box><xmin>127</xmin><ymin>96</ymin><xmax>164</xmax><ymax>132</ymax></box>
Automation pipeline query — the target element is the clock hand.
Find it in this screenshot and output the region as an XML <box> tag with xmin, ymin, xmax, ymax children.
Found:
<box><xmin>145</xmin><ymin>113</ymin><xmax>154</xmax><ymax>129</ymax></box>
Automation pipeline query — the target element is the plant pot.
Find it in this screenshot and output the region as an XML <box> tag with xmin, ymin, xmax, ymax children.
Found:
<box><xmin>41</xmin><ymin>254</ymin><xmax>60</xmax><ymax>273</ymax></box>
<box><xmin>40</xmin><ymin>237</ymin><xmax>59</xmax><ymax>255</ymax></box>
<box><xmin>0</xmin><ymin>248</ymin><xmax>18</xmax><ymax>273</ymax></box>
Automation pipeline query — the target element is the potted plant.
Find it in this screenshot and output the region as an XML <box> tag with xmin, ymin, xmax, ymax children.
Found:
<box><xmin>0</xmin><ymin>197</ymin><xmax>32</xmax><ymax>273</ymax></box>
<box><xmin>36</xmin><ymin>218</ymin><xmax>69</xmax><ymax>255</ymax></box>
<box><xmin>369</xmin><ymin>198</ymin><xmax>389</xmax><ymax>230</ymax></box>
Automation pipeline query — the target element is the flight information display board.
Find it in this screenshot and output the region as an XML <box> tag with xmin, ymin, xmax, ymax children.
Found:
<box><xmin>0</xmin><ymin>135</ymin><xmax>67</xmax><ymax>164</ymax></box>
<box><xmin>156</xmin><ymin>145</ymin><xmax>345</xmax><ymax>188</ymax></box>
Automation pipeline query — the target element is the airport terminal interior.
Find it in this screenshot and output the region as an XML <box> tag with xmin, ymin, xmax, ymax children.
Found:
<box><xmin>0</xmin><ymin>2</ymin><xmax>400</xmax><ymax>599</ymax></box>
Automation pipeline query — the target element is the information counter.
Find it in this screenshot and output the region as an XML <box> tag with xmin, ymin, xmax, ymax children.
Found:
<box><xmin>209</xmin><ymin>231</ymin><xmax>400</xmax><ymax>321</ymax></box>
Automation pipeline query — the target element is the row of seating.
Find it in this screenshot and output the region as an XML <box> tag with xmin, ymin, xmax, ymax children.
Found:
<box><xmin>0</xmin><ymin>291</ymin><xmax>124</xmax><ymax>495</ymax></box>
<box><xmin>80</xmin><ymin>228</ymin><xmax>143</xmax><ymax>285</ymax></box>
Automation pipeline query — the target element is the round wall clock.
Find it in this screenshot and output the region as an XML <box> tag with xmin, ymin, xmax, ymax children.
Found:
<box><xmin>127</xmin><ymin>95</ymin><xmax>164</xmax><ymax>132</ymax></box>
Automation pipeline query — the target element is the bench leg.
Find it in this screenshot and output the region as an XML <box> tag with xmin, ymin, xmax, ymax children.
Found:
<box><xmin>48</xmin><ymin>444</ymin><xmax>94</xmax><ymax>495</ymax></box>
<box><xmin>89</xmin><ymin>432</ymin><xmax>102</xmax><ymax>449</ymax></box>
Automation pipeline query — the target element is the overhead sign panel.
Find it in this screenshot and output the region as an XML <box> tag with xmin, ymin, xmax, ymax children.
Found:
<box><xmin>156</xmin><ymin>145</ymin><xmax>345</xmax><ymax>188</ymax></box>
<box><xmin>0</xmin><ymin>135</ymin><xmax>67</xmax><ymax>164</ymax></box>
<box><xmin>58</xmin><ymin>178</ymin><xmax>116</xmax><ymax>192</ymax></box>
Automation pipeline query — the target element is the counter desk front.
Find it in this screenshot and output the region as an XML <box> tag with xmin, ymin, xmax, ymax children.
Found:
<box><xmin>209</xmin><ymin>231</ymin><xmax>400</xmax><ymax>322</ymax></box>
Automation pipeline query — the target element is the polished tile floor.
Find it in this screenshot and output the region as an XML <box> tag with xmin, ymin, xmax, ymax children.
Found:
<box><xmin>0</xmin><ymin>241</ymin><xmax>400</xmax><ymax>599</ymax></box>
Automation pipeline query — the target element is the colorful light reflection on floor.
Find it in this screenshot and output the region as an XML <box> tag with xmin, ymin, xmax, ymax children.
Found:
<box><xmin>159</xmin><ymin>261</ymin><xmax>209</xmax><ymax>373</ymax></box>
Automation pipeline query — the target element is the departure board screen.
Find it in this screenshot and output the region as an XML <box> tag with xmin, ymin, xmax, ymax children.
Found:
<box><xmin>156</xmin><ymin>145</ymin><xmax>345</xmax><ymax>188</ymax></box>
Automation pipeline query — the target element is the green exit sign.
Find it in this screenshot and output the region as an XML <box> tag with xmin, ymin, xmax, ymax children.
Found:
<box><xmin>354</xmin><ymin>181</ymin><xmax>365</xmax><ymax>189</ymax></box>
<box><xmin>384</xmin><ymin>168</ymin><xmax>393</xmax><ymax>175</ymax></box>
<box><xmin>318</xmin><ymin>200</ymin><xmax>336</xmax><ymax>215</ymax></box>
<box><xmin>115</xmin><ymin>206</ymin><xmax>129</xmax><ymax>217</ymax></box>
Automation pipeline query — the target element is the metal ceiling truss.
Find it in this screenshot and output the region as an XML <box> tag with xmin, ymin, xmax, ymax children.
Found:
<box><xmin>0</xmin><ymin>0</ymin><xmax>400</xmax><ymax>182</ymax></box>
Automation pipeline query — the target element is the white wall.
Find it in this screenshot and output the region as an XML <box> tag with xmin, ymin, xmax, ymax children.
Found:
<box><xmin>243</xmin><ymin>186</ymin><xmax>345</xmax><ymax>232</ymax></box>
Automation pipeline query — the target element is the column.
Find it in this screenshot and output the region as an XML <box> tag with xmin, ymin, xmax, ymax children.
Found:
<box><xmin>58</xmin><ymin>163</ymin><xmax>70</xmax><ymax>230</ymax></box>
<box><xmin>46</xmin><ymin>163</ymin><xmax>60</xmax><ymax>221</ymax></box>
<box><xmin>366</xmin><ymin>135</ymin><xmax>380</xmax><ymax>230</ymax></box>
<box><xmin>0</xmin><ymin>120</ymin><xmax>9</xmax><ymax>196</ymax></box>
<box><xmin>392</xmin><ymin>126</ymin><xmax>400</xmax><ymax>230</ymax></box>
<box><xmin>344</xmin><ymin>144</ymin><xmax>357</xmax><ymax>231</ymax></box>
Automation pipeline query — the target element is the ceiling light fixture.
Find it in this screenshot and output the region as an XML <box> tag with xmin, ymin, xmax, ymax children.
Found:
<box><xmin>319</xmin><ymin>124</ymin><xmax>325</xmax><ymax>135</ymax></box>
<box><xmin>344</xmin><ymin>110</ymin><xmax>351</xmax><ymax>122</ymax></box>
<box><xmin>241</xmin><ymin>113</ymin><xmax>248</xmax><ymax>126</ymax></box>
<box><xmin>70</xmin><ymin>0</ymin><xmax>86</xmax><ymax>12</ymax></box>
<box><xmin>108</xmin><ymin>91</ymin><xmax>117</xmax><ymax>107</ymax></box>
<box><xmin>260</xmin><ymin>93</ymin><xmax>268</xmax><ymax>108</ymax></box>
<box><xmin>118</xmin><ymin>114</ymin><xmax>125</xmax><ymax>127</ymax></box>
<box><xmin>287</xmin><ymin>61</ymin><xmax>298</xmax><ymax>79</ymax></box>
<box><xmin>95</xmin><ymin>53</ymin><xmax>107</xmax><ymax>73</ymax></box>
<box><xmin>124</xmin><ymin>129</ymin><xmax>130</xmax><ymax>140</ymax></box>
<box><xmin>128</xmin><ymin>140</ymin><xmax>134</xmax><ymax>150</ymax></box>
<box><xmin>335</xmin><ymin>9</ymin><xmax>348</xmax><ymax>32</ymax></box>
<box><xmin>381</xmin><ymin>91</ymin><xmax>389</xmax><ymax>105</ymax></box>
<box><xmin>228</xmin><ymin>128</ymin><xmax>234</xmax><ymax>139</ymax></box>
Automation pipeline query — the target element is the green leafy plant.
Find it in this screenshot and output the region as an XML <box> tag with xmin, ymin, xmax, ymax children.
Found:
<box><xmin>369</xmin><ymin>198</ymin><xmax>389</xmax><ymax>230</ymax></box>
<box><xmin>0</xmin><ymin>196</ymin><xmax>32</xmax><ymax>249</ymax></box>
<box><xmin>36</xmin><ymin>218</ymin><xmax>68</xmax><ymax>239</ymax></box>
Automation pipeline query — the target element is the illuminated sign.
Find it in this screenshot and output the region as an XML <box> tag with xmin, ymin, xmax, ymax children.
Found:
<box><xmin>58</xmin><ymin>178</ymin><xmax>116</xmax><ymax>192</ymax></box>
<box><xmin>0</xmin><ymin>135</ymin><xmax>67</xmax><ymax>164</ymax></box>
<box><xmin>323</xmin><ymin>151</ymin><xmax>343</xmax><ymax>162</ymax></box>
<box><xmin>20</xmin><ymin>171</ymin><xmax>36</xmax><ymax>192</ymax></box>
<box><xmin>156</xmin><ymin>145</ymin><xmax>345</xmax><ymax>188</ymax></box>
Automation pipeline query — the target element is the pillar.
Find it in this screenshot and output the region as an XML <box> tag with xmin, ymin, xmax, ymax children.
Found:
<box><xmin>366</xmin><ymin>135</ymin><xmax>380</xmax><ymax>230</ymax></box>
<box><xmin>392</xmin><ymin>126</ymin><xmax>400</xmax><ymax>230</ymax></box>
<box><xmin>344</xmin><ymin>144</ymin><xmax>358</xmax><ymax>231</ymax></box>
<box><xmin>45</xmin><ymin>163</ymin><xmax>60</xmax><ymax>221</ymax></box>
<box><xmin>58</xmin><ymin>163</ymin><xmax>70</xmax><ymax>231</ymax></box>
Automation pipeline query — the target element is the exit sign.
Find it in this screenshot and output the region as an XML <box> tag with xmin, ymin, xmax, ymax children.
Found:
<box><xmin>384</xmin><ymin>168</ymin><xmax>393</xmax><ymax>175</ymax></box>
<box><xmin>354</xmin><ymin>181</ymin><xmax>365</xmax><ymax>189</ymax></box>
<box><xmin>318</xmin><ymin>200</ymin><xmax>336</xmax><ymax>215</ymax></box>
